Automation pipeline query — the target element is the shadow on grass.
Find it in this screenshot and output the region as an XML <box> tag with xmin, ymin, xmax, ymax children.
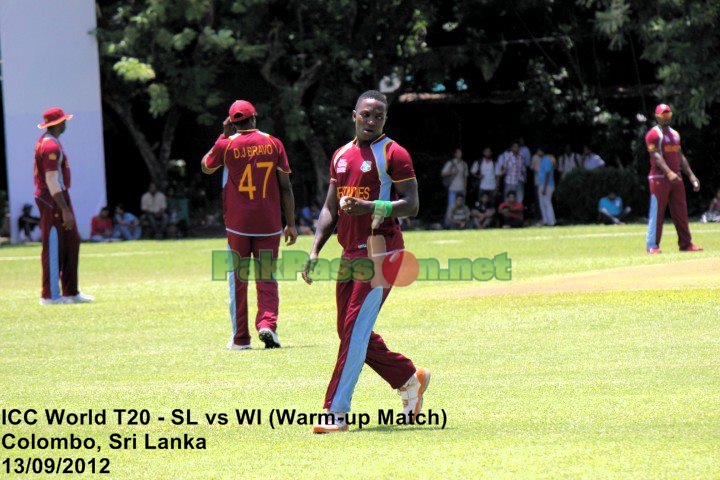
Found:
<box><xmin>354</xmin><ymin>425</ymin><xmax>452</xmax><ymax>434</ymax></box>
<box><xmin>222</xmin><ymin>344</ymin><xmax>320</xmax><ymax>352</ymax></box>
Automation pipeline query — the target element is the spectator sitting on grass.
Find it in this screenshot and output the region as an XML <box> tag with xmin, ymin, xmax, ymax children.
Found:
<box><xmin>18</xmin><ymin>203</ymin><xmax>41</xmax><ymax>243</ymax></box>
<box><xmin>141</xmin><ymin>182</ymin><xmax>168</xmax><ymax>239</ymax></box>
<box><xmin>470</xmin><ymin>192</ymin><xmax>496</xmax><ymax>229</ymax></box>
<box><xmin>701</xmin><ymin>189</ymin><xmax>720</xmax><ymax>223</ymax></box>
<box><xmin>90</xmin><ymin>206</ymin><xmax>117</xmax><ymax>242</ymax></box>
<box><xmin>498</xmin><ymin>191</ymin><xmax>524</xmax><ymax>228</ymax></box>
<box><xmin>113</xmin><ymin>204</ymin><xmax>141</xmax><ymax>240</ymax></box>
<box><xmin>598</xmin><ymin>191</ymin><xmax>631</xmax><ymax>225</ymax></box>
<box><xmin>445</xmin><ymin>194</ymin><xmax>471</xmax><ymax>230</ymax></box>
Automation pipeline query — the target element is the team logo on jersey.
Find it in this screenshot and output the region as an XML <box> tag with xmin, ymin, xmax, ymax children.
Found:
<box><xmin>360</xmin><ymin>160</ymin><xmax>372</xmax><ymax>173</ymax></box>
<box><xmin>336</xmin><ymin>158</ymin><xmax>348</xmax><ymax>173</ymax></box>
<box><xmin>49</xmin><ymin>153</ymin><xmax>57</xmax><ymax>161</ymax></box>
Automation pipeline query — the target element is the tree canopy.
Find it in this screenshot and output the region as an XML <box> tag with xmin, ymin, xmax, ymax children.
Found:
<box><xmin>96</xmin><ymin>0</ymin><xmax>720</xmax><ymax>209</ymax></box>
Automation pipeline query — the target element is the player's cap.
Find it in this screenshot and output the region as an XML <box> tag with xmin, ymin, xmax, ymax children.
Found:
<box><xmin>38</xmin><ymin>107</ymin><xmax>73</xmax><ymax>129</ymax></box>
<box><xmin>229</xmin><ymin>100</ymin><xmax>257</xmax><ymax>122</ymax></box>
<box><xmin>654</xmin><ymin>104</ymin><xmax>672</xmax><ymax>117</ymax></box>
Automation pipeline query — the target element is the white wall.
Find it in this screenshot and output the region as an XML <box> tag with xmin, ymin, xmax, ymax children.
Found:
<box><xmin>1</xmin><ymin>0</ymin><xmax>106</xmax><ymax>242</ymax></box>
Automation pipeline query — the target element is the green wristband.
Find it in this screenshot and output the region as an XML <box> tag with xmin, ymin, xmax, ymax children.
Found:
<box><xmin>373</xmin><ymin>200</ymin><xmax>392</xmax><ymax>218</ymax></box>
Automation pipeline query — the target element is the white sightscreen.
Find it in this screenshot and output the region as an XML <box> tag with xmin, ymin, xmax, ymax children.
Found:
<box><xmin>1</xmin><ymin>0</ymin><xmax>106</xmax><ymax>242</ymax></box>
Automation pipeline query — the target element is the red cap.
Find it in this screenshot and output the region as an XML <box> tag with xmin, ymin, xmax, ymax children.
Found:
<box><xmin>654</xmin><ymin>103</ymin><xmax>672</xmax><ymax>117</ymax></box>
<box><xmin>38</xmin><ymin>107</ymin><xmax>73</xmax><ymax>129</ymax></box>
<box><xmin>229</xmin><ymin>100</ymin><xmax>257</xmax><ymax>122</ymax></box>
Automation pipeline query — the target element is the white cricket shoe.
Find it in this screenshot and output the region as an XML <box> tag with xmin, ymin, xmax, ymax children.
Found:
<box><xmin>258</xmin><ymin>328</ymin><xmax>281</xmax><ymax>349</ymax></box>
<box><xmin>397</xmin><ymin>368</ymin><xmax>431</xmax><ymax>424</ymax></box>
<box><xmin>312</xmin><ymin>411</ymin><xmax>349</xmax><ymax>434</ymax></box>
<box><xmin>39</xmin><ymin>296</ymin><xmax>72</xmax><ymax>306</ymax></box>
<box><xmin>66</xmin><ymin>292</ymin><xmax>94</xmax><ymax>303</ymax></box>
<box><xmin>226</xmin><ymin>339</ymin><xmax>251</xmax><ymax>350</ymax></box>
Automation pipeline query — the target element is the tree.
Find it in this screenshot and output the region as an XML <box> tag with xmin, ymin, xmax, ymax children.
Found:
<box><xmin>96</xmin><ymin>0</ymin><xmax>266</xmax><ymax>187</ymax></box>
<box><xmin>218</xmin><ymin>0</ymin><xmax>434</xmax><ymax>203</ymax></box>
<box><xmin>97</xmin><ymin>1</ymin><xmax>434</xmax><ymax>203</ymax></box>
<box><xmin>593</xmin><ymin>0</ymin><xmax>720</xmax><ymax>128</ymax></box>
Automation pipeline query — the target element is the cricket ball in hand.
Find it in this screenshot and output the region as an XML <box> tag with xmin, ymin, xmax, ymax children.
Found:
<box><xmin>339</xmin><ymin>196</ymin><xmax>352</xmax><ymax>212</ymax></box>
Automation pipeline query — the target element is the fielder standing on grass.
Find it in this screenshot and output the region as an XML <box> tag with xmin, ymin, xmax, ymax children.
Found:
<box><xmin>644</xmin><ymin>103</ymin><xmax>702</xmax><ymax>254</ymax></box>
<box><xmin>302</xmin><ymin>90</ymin><xmax>430</xmax><ymax>434</ymax></box>
<box><xmin>201</xmin><ymin>100</ymin><xmax>297</xmax><ymax>350</ymax></box>
<box><xmin>34</xmin><ymin>107</ymin><xmax>93</xmax><ymax>305</ymax></box>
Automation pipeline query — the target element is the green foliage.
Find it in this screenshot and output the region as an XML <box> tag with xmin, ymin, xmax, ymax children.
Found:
<box><xmin>112</xmin><ymin>56</ymin><xmax>156</xmax><ymax>82</ymax></box>
<box><xmin>519</xmin><ymin>59</ymin><xmax>598</xmax><ymax>125</ymax></box>
<box><xmin>98</xmin><ymin>1</ymin><xmax>263</xmax><ymax>124</ymax></box>
<box><xmin>555</xmin><ymin>167</ymin><xmax>645</xmax><ymax>223</ymax></box>
<box><xmin>594</xmin><ymin>0</ymin><xmax>720</xmax><ymax>127</ymax></box>
<box><xmin>594</xmin><ymin>0</ymin><xmax>630</xmax><ymax>49</ymax></box>
<box><xmin>147</xmin><ymin>83</ymin><xmax>170</xmax><ymax>117</ymax></box>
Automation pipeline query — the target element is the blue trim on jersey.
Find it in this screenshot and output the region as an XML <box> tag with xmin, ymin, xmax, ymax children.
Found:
<box><xmin>49</xmin><ymin>226</ymin><xmax>60</xmax><ymax>299</ymax></box>
<box><xmin>45</xmin><ymin>133</ymin><xmax>66</xmax><ymax>189</ymax></box>
<box><xmin>370</xmin><ymin>137</ymin><xmax>393</xmax><ymax>201</ymax></box>
<box><xmin>222</xmin><ymin>166</ymin><xmax>229</xmax><ymax>188</ymax></box>
<box><xmin>330</xmin><ymin>286</ymin><xmax>384</xmax><ymax>413</ymax></box>
<box><xmin>227</xmin><ymin>245</ymin><xmax>237</xmax><ymax>336</ymax></box>
<box><xmin>646</xmin><ymin>194</ymin><xmax>658</xmax><ymax>249</ymax></box>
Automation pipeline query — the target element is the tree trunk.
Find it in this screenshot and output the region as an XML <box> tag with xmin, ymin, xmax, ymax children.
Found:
<box><xmin>301</xmin><ymin>129</ymin><xmax>330</xmax><ymax>205</ymax></box>
<box><xmin>158</xmin><ymin>107</ymin><xmax>180</xmax><ymax>169</ymax></box>
<box><xmin>104</xmin><ymin>97</ymin><xmax>173</xmax><ymax>188</ymax></box>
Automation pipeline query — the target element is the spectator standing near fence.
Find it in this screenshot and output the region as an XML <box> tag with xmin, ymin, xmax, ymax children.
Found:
<box><xmin>501</xmin><ymin>142</ymin><xmax>525</xmax><ymax>204</ymax></box>
<box><xmin>470</xmin><ymin>148</ymin><xmax>496</xmax><ymax>202</ymax></box>
<box><xmin>582</xmin><ymin>145</ymin><xmax>605</xmax><ymax>170</ymax></box>
<box><xmin>558</xmin><ymin>144</ymin><xmax>581</xmax><ymax>179</ymax></box>
<box><xmin>536</xmin><ymin>148</ymin><xmax>556</xmax><ymax>226</ymax></box>
<box><xmin>441</xmin><ymin>148</ymin><xmax>468</xmax><ymax>214</ymax></box>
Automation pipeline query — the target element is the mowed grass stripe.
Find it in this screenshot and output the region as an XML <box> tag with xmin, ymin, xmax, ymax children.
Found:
<box><xmin>1</xmin><ymin>225</ymin><xmax>718</xmax><ymax>479</ymax></box>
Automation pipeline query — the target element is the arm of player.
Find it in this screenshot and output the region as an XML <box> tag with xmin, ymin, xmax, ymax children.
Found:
<box><xmin>277</xmin><ymin>171</ymin><xmax>298</xmax><ymax>246</ymax></box>
<box><xmin>302</xmin><ymin>184</ymin><xmax>339</xmax><ymax>285</ymax></box>
<box><xmin>651</xmin><ymin>152</ymin><xmax>680</xmax><ymax>183</ymax></box>
<box><xmin>45</xmin><ymin>171</ymin><xmax>75</xmax><ymax>230</ymax></box>
<box><xmin>201</xmin><ymin>118</ymin><xmax>234</xmax><ymax>174</ymax></box>
<box><xmin>341</xmin><ymin>179</ymin><xmax>419</xmax><ymax>219</ymax></box>
<box><xmin>679</xmin><ymin>151</ymin><xmax>700</xmax><ymax>191</ymax></box>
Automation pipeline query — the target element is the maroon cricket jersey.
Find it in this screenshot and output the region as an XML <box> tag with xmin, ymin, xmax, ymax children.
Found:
<box><xmin>34</xmin><ymin>133</ymin><xmax>71</xmax><ymax>196</ymax></box>
<box><xmin>204</xmin><ymin>130</ymin><xmax>291</xmax><ymax>235</ymax></box>
<box><xmin>330</xmin><ymin>135</ymin><xmax>415</xmax><ymax>256</ymax></box>
<box><xmin>646</xmin><ymin>125</ymin><xmax>681</xmax><ymax>176</ymax></box>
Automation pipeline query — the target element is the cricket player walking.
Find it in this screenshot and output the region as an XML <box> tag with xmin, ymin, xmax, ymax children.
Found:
<box><xmin>302</xmin><ymin>90</ymin><xmax>430</xmax><ymax>433</ymax></box>
<box><xmin>202</xmin><ymin>100</ymin><xmax>298</xmax><ymax>349</ymax></box>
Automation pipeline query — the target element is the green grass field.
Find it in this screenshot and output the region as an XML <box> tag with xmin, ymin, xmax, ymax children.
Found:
<box><xmin>1</xmin><ymin>224</ymin><xmax>719</xmax><ymax>479</ymax></box>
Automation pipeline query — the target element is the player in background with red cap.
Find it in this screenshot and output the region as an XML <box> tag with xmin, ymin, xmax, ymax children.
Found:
<box><xmin>201</xmin><ymin>100</ymin><xmax>298</xmax><ymax>350</ymax></box>
<box><xmin>644</xmin><ymin>103</ymin><xmax>702</xmax><ymax>253</ymax></box>
<box><xmin>34</xmin><ymin>107</ymin><xmax>94</xmax><ymax>305</ymax></box>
